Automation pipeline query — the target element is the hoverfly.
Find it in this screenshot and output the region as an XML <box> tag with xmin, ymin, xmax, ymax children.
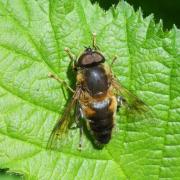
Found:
<box><xmin>47</xmin><ymin>33</ymin><xmax>148</xmax><ymax>149</ymax></box>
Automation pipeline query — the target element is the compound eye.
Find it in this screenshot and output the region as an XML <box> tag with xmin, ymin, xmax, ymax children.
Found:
<box><xmin>81</xmin><ymin>54</ymin><xmax>94</xmax><ymax>65</ymax></box>
<box><xmin>81</xmin><ymin>52</ymin><xmax>105</xmax><ymax>66</ymax></box>
<box><xmin>77</xmin><ymin>50</ymin><xmax>105</xmax><ymax>67</ymax></box>
<box><xmin>92</xmin><ymin>52</ymin><xmax>105</xmax><ymax>63</ymax></box>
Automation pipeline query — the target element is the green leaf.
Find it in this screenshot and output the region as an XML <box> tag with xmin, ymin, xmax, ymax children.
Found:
<box><xmin>0</xmin><ymin>0</ymin><xmax>179</xmax><ymax>179</ymax></box>
<box><xmin>0</xmin><ymin>170</ymin><xmax>22</xmax><ymax>180</ymax></box>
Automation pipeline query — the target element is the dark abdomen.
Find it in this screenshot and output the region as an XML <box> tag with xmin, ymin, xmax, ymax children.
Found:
<box><xmin>89</xmin><ymin>115</ymin><xmax>113</xmax><ymax>144</ymax></box>
<box><xmin>88</xmin><ymin>98</ymin><xmax>114</xmax><ymax>145</ymax></box>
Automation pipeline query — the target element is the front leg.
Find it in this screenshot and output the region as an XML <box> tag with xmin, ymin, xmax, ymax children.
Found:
<box><xmin>64</xmin><ymin>48</ymin><xmax>77</xmax><ymax>70</ymax></box>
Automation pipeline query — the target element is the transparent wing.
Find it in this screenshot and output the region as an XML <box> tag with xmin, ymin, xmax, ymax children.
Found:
<box><xmin>112</xmin><ymin>78</ymin><xmax>159</xmax><ymax>126</ymax></box>
<box><xmin>112</xmin><ymin>78</ymin><xmax>149</xmax><ymax>113</ymax></box>
<box><xmin>47</xmin><ymin>88</ymin><xmax>81</xmax><ymax>149</ymax></box>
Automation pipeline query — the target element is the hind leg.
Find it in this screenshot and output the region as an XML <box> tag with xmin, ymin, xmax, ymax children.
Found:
<box><xmin>75</xmin><ymin>104</ymin><xmax>84</xmax><ymax>151</ymax></box>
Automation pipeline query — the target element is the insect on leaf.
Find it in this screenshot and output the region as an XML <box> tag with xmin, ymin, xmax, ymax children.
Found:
<box><xmin>0</xmin><ymin>0</ymin><xmax>179</xmax><ymax>179</ymax></box>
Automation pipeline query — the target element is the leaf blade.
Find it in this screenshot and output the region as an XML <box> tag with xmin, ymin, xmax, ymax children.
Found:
<box><xmin>0</xmin><ymin>0</ymin><xmax>179</xmax><ymax>179</ymax></box>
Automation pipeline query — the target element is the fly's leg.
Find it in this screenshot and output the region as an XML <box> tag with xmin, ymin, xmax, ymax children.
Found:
<box><xmin>72</xmin><ymin>103</ymin><xmax>84</xmax><ymax>150</ymax></box>
<box><xmin>92</xmin><ymin>32</ymin><xmax>100</xmax><ymax>50</ymax></box>
<box><xmin>70</xmin><ymin>103</ymin><xmax>82</xmax><ymax>129</ymax></box>
<box><xmin>114</xmin><ymin>96</ymin><xmax>126</xmax><ymax>133</ymax></box>
<box><xmin>64</xmin><ymin>47</ymin><xmax>77</xmax><ymax>70</ymax></box>
<box><xmin>64</xmin><ymin>47</ymin><xmax>74</xmax><ymax>61</ymax></box>
<box><xmin>78</xmin><ymin>125</ymin><xmax>83</xmax><ymax>151</ymax></box>
<box><xmin>111</xmin><ymin>55</ymin><xmax>118</xmax><ymax>66</ymax></box>
<box><xmin>48</xmin><ymin>72</ymin><xmax>74</xmax><ymax>93</ymax></box>
<box><xmin>117</xmin><ymin>96</ymin><xmax>126</xmax><ymax>108</ymax></box>
<box><xmin>77</xmin><ymin>105</ymin><xmax>84</xmax><ymax>151</ymax></box>
<box><xmin>92</xmin><ymin>32</ymin><xmax>97</xmax><ymax>49</ymax></box>
<box><xmin>48</xmin><ymin>48</ymin><xmax>76</xmax><ymax>92</ymax></box>
<box><xmin>66</xmin><ymin>102</ymin><xmax>84</xmax><ymax>150</ymax></box>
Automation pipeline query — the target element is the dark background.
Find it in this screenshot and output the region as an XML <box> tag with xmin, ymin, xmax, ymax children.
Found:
<box><xmin>91</xmin><ymin>0</ymin><xmax>180</xmax><ymax>29</ymax></box>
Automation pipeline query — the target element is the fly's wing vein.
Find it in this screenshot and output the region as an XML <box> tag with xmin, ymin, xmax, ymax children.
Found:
<box><xmin>112</xmin><ymin>78</ymin><xmax>149</xmax><ymax>113</ymax></box>
<box><xmin>47</xmin><ymin>88</ymin><xmax>81</xmax><ymax>149</ymax></box>
<box><xmin>112</xmin><ymin>78</ymin><xmax>159</xmax><ymax>126</ymax></box>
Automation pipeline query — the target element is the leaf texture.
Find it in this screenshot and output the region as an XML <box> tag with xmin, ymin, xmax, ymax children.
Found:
<box><xmin>0</xmin><ymin>0</ymin><xmax>179</xmax><ymax>179</ymax></box>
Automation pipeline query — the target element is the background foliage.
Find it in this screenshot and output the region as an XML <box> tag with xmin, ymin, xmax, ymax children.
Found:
<box><xmin>91</xmin><ymin>0</ymin><xmax>180</xmax><ymax>29</ymax></box>
<box><xmin>0</xmin><ymin>0</ymin><xmax>179</xmax><ymax>179</ymax></box>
